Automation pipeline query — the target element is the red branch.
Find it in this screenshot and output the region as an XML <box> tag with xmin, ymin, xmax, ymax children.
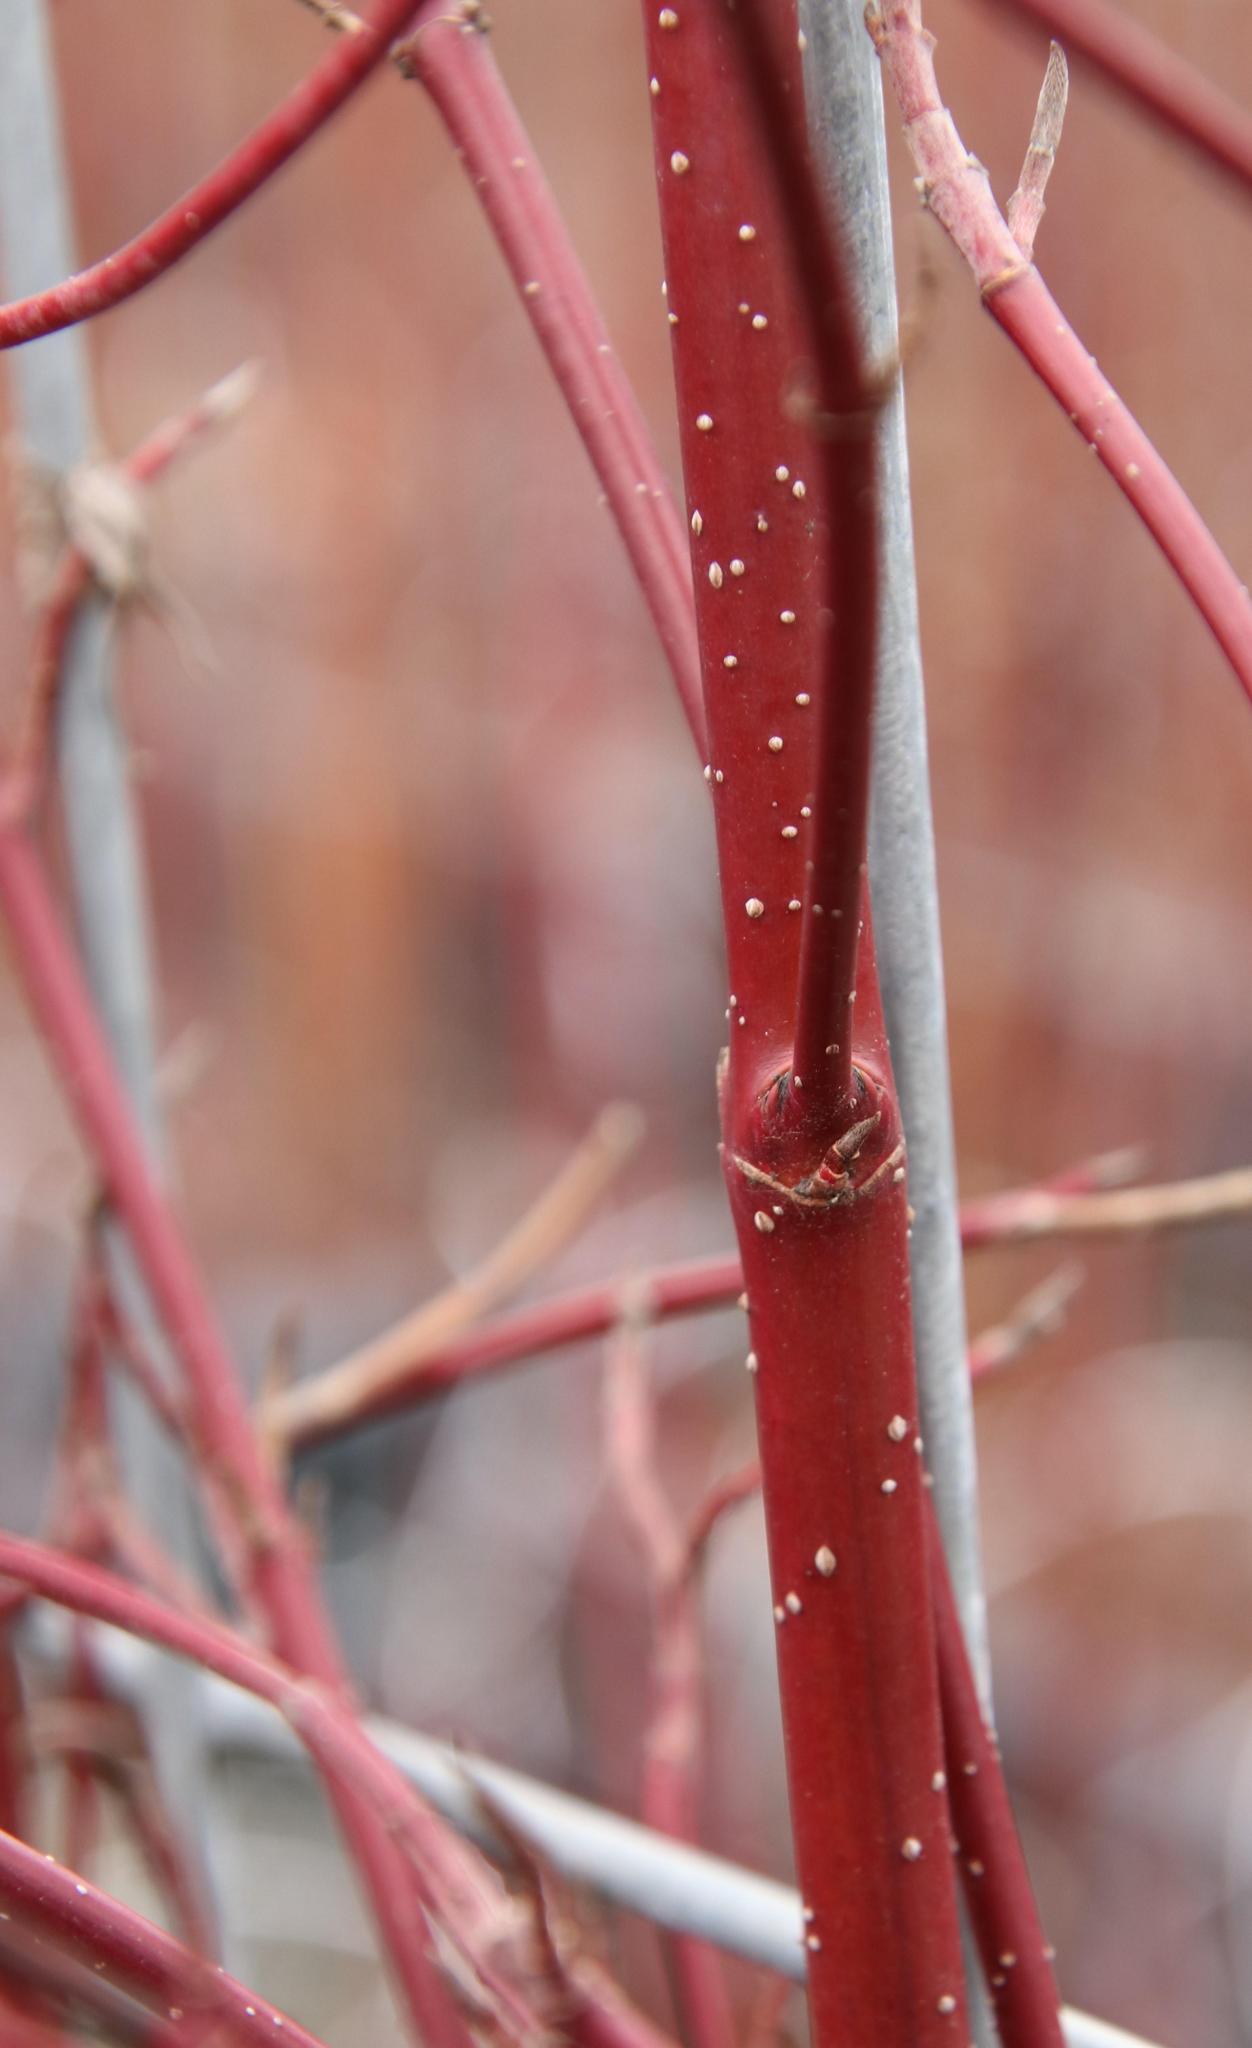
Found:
<box><xmin>0</xmin><ymin>1534</ymin><xmax>540</xmax><ymax>2045</ymax></box>
<box><xmin>871</xmin><ymin>0</ymin><xmax>1252</xmax><ymax>714</ymax></box>
<box><xmin>398</xmin><ymin>9</ymin><xmax>706</xmax><ymax>752</ymax></box>
<box><xmin>0</xmin><ymin>0</ymin><xmax>417</xmax><ymax>348</ymax></box>
<box><xmin>985</xmin><ymin>0</ymin><xmax>1252</xmax><ymax>198</ymax></box>
<box><xmin>0</xmin><ymin>1823</ymin><xmax>328</xmax><ymax>2048</ymax></box>
<box><xmin>641</xmin><ymin>5</ymin><xmax>966</xmax><ymax>2044</ymax></box>
<box><xmin>927</xmin><ymin>1503</ymin><xmax>1063</xmax><ymax>2047</ymax></box>
<box><xmin>0</xmin><ymin>825</ymin><xmax>494</xmax><ymax>2046</ymax></box>
<box><xmin>602</xmin><ymin>1307</ymin><xmax>739</xmax><ymax>2048</ymax></box>
<box><xmin>6</xmin><ymin>365</ymin><xmax>260</xmax><ymax>829</ymax></box>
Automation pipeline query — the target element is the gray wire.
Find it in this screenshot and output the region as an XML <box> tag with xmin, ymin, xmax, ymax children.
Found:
<box><xmin>796</xmin><ymin>0</ymin><xmax>990</xmax><ymax>1713</ymax></box>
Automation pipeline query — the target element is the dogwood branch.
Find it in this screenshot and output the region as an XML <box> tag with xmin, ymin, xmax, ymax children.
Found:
<box><xmin>0</xmin><ymin>0</ymin><xmax>418</xmax><ymax>347</ymax></box>
<box><xmin>870</xmin><ymin>2</ymin><xmax>1252</xmax><ymax>712</ymax></box>
<box><xmin>984</xmin><ymin>0</ymin><xmax>1252</xmax><ymax>200</ymax></box>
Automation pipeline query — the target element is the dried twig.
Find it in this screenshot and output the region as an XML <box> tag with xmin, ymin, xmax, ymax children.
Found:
<box><xmin>1007</xmin><ymin>42</ymin><xmax>1069</xmax><ymax>261</ymax></box>
<box><xmin>967</xmin><ymin>1263</ymin><xmax>1084</xmax><ymax>1381</ymax></box>
<box><xmin>264</xmin><ymin>1102</ymin><xmax>643</xmax><ymax>1447</ymax></box>
<box><xmin>983</xmin><ymin>0</ymin><xmax>1252</xmax><ymax>199</ymax></box>
<box><xmin>963</xmin><ymin>1165</ymin><xmax>1252</xmax><ymax>1248</ymax></box>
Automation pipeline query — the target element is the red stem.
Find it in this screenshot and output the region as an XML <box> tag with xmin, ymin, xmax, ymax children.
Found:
<box><xmin>985</xmin><ymin>0</ymin><xmax>1252</xmax><ymax>198</ymax></box>
<box><xmin>0</xmin><ymin>0</ymin><xmax>417</xmax><ymax>348</ymax></box>
<box><xmin>602</xmin><ymin>1312</ymin><xmax>736</xmax><ymax>2048</ymax></box>
<box><xmin>0</xmin><ymin>1533</ymin><xmax>541</xmax><ymax>2044</ymax></box>
<box><xmin>873</xmin><ymin>0</ymin><xmax>1252</xmax><ymax>714</ymax></box>
<box><xmin>0</xmin><ymin>1824</ymin><xmax>328</xmax><ymax>2048</ymax></box>
<box><xmin>0</xmin><ymin>823</ymin><xmax>484</xmax><ymax>2048</ymax></box>
<box><xmin>642</xmin><ymin>5</ymin><xmax>967</xmax><ymax>2042</ymax></box>
<box><xmin>0</xmin><ymin>1622</ymin><xmax>27</xmax><ymax>1839</ymax></box>
<box><xmin>991</xmin><ymin>268</ymin><xmax>1252</xmax><ymax>707</ymax></box>
<box><xmin>399</xmin><ymin>9</ymin><xmax>706</xmax><ymax>753</ymax></box>
<box><xmin>6</xmin><ymin>368</ymin><xmax>261</xmax><ymax>828</ymax></box>
<box><xmin>927</xmin><ymin>1502</ymin><xmax>1064</xmax><ymax>2047</ymax></box>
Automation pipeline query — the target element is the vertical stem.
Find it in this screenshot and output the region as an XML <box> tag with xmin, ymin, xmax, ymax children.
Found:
<box><xmin>0</xmin><ymin>826</ymin><xmax>471</xmax><ymax>2045</ymax></box>
<box><xmin>0</xmin><ymin>0</ymin><xmax>215</xmax><ymax>1937</ymax></box>
<box><xmin>797</xmin><ymin>0</ymin><xmax>990</xmax><ymax>1704</ymax></box>
<box><xmin>641</xmin><ymin>4</ymin><xmax>968</xmax><ymax>2041</ymax></box>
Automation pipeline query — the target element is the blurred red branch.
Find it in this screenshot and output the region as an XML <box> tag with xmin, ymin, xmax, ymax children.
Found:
<box><xmin>926</xmin><ymin>1502</ymin><xmax>1063</xmax><ymax>2047</ymax></box>
<box><xmin>0</xmin><ymin>0</ymin><xmax>417</xmax><ymax>348</ymax></box>
<box><xmin>0</xmin><ymin>827</ymin><xmax>498</xmax><ymax>2044</ymax></box>
<box><xmin>0</xmin><ymin>1532</ymin><xmax>546</xmax><ymax>2044</ymax></box>
<box><xmin>983</xmin><ymin>0</ymin><xmax>1252</xmax><ymax>198</ymax></box>
<box><xmin>398</xmin><ymin>8</ymin><xmax>706</xmax><ymax>751</ymax></box>
<box><xmin>0</xmin><ymin>1821</ymin><xmax>328</xmax><ymax>2048</ymax></box>
<box><xmin>5</xmin><ymin>365</ymin><xmax>260</xmax><ymax>829</ymax></box>
<box><xmin>871</xmin><ymin>1</ymin><xmax>1252</xmax><ymax>713</ymax></box>
<box><xmin>263</xmin><ymin>1101</ymin><xmax>642</xmax><ymax>1452</ymax></box>
<box><xmin>602</xmin><ymin>1300</ymin><xmax>740</xmax><ymax>2048</ymax></box>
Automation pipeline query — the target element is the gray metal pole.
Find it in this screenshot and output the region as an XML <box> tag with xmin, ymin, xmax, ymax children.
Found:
<box><xmin>796</xmin><ymin>0</ymin><xmax>990</xmax><ymax>1711</ymax></box>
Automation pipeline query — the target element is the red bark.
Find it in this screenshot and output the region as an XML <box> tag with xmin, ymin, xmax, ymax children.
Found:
<box><xmin>640</xmin><ymin>4</ymin><xmax>967</xmax><ymax>2041</ymax></box>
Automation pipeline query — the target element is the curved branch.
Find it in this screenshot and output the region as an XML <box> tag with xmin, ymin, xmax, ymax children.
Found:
<box><xmin>872</xmin><ymin>2</ymin><xmax>1252</xmax><ymax>713</ymax></box>
<box><xmin>0</xmin><ymin>1533</ymin><xmax>539</xmax><ymax>2045</ymax></box>
<box><xmin>0</xmin><ymin>0</ymin><xmax>417</xmax><ymax>348</ymax></box>
<box><xmin>982</xmin><ymin>0</ymin><xmax>1252</xmax><ymax>199</ymax></box>
<box><xmin>0</xmin><ymin>1825</ymin><xmax>325</xmax><ymax>2048</ymax></box>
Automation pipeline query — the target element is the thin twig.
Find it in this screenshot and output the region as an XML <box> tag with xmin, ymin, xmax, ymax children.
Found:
<box><xmin>981</xmin><ymin>0</ymin><xmax>1252</xmax><ymax>200</ymax></box>
<box><xmin>927</xmin><ymin>1501</ymin><xmax>1064</xmax><ymax>2047</ymax></box>
<box><xmin>397</xmin><ymin>8</ymin><xmax>707</xmax><ymax>752</ymax></box>
<box><xmin>967</xmin><ymin>1263</ymin><xmax>1084</xmax><ymax>1381</ymax></box>
<box><xmin>601</xmin><ymin>1298</ymin><xmax>738</xmax><ymax>2048</ymax></box>
<box><xmin>4</xmin><ymin>364</ymin><xmax>261</xmax><ymax>826</ymax></box>
<box><xmin>0</xmin><ymin>823</ymin><xmax>514</xmax><ymax>2045</ymax></box>
<box><xmin>0</xmin><ymin>1822</ymin><xmax>328</xmax><ymax>2048</ymax></box>
<box><xmin>963</xmin><ymin>1165</ymin><xmax>1252</xmax><ymax>1247</ymax></box>
<box><xmin>0</xmin><ymin>0</ymin><xmax>418</xmax><ymax>346</ymax></box>
<box><xmin>264</xmin><ymin>1101</ymin><xmax>643</xmax><ymax>1447</ymax></box>
<box><xmin>273</xmin><ymin>1156</ymin><xmax>1250</xmax><ymax>1447</ymax></box>
<box><xmin>0</xmin><ymin>1534</ymin><xmax>549</xmax><ymax>2046</ymax></box>
<box><xmin>870</xmin><ymin>0</ymin><xmax>1252</xmax><ymax>712</ymax></box>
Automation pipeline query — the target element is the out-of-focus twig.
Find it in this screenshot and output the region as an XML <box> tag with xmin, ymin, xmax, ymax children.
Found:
<box><xmin>967</xmin><ymin>1262</ymin><xmax>1084</xmax><ymax>1381</ymax></box>
<box><xmin>603</xmin><ymin>1295</ymin><xmax>752</xmax><ymax>2048</ymax></box>
<box><xmin>0</xmin><ymin>0</ymin><xmax>417</xmax><ymax>347</ymax></box>
<box><xmin>961</xmin><ymin>1165</ymin><xmax>1252</xmax><ymax>1248</ymax></box>
<box><xmin>265</xmin><ymin>1102</ymin><xmax>643</xmax><ymax>1448</ymax></box>
<box><xmin>4</xmin><ymin>363</ymin><xmax>261</xmax><ymax>827</ymax></box>
<box><xmin>978</xmin><ymin>0</ymin><xmax>1252</xmax><ymax>201</ymax></box>
<box><xmin>871</xmin><ymin>0</ymin><xmax>1252</xmax><ymax>713</ymax></box>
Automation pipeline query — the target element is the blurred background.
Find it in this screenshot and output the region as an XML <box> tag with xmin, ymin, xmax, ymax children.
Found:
<box><xmin>1</xmin><ymin>0</ymin><xmax>1251</xmax><ymax>2041</ymax></box>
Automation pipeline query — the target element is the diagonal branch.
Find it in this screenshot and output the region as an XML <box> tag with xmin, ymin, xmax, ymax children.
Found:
<box><xmin>0</xmin><ymin>0</ymin><xmax>417</xmax><ymax>348</ymax></box>
<box><xmin>397</xmin><ymin>7</ymin><xmax>706</xmax><ymax>751</ymax></box>
<box><xmin>0</xmin><ymin>1822</ymin><xmax>329</xmax><ymax>2047</ymax></box>
<box><xmin>263</xmin><ymin>1101</ymin><xmax>642</xmax><ymax>1449</ymax></box>
<box><xmin>870</xmin><ymin>2</ymin><xmax>1252</xmax><ymax>713</ymax></box>
<box><xmin>981</xmin><ymin>0</ymin><xmax>1252</xmax><ymax>200</ymax></box>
